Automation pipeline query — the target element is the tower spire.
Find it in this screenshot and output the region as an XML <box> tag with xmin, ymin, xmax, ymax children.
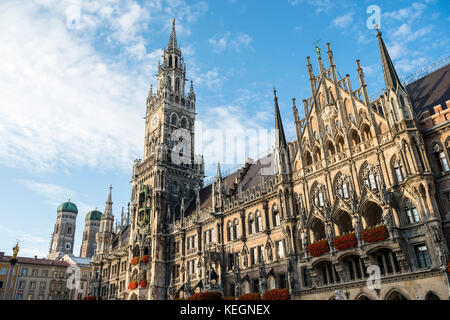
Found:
<box><xmin>376</xmin><ymin>26</ymin><xmax>404</xmax><ymax>93</ymax></box>
<box><xmin>273</xmin><ymin>88</ymin><xmax>287</xmax><ymax>149</ymax></box>
<box><xmin>216</xmin><ymin>162</ymin><xmax>222</xmax><ymax>180</ymax></box>
<box><xmin>168</xmin><ymin>18</ymin><xmax>178</xmax><ymax>50</ymax></box>
<box><xmin>104</xmin><ymin>185</ymin><xmax>113</xmax><ymax>217</ymax></box>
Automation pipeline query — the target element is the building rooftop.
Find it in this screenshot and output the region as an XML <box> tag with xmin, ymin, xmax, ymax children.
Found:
<box><xmin>0</xmin><ymin>254</ymin><xmax>70</xmax><ymax>267</ymax></box>
<box><xmin>407</xmin><ymin>63</ymin><xmax>450</xmax><ymax>117</ymax></box>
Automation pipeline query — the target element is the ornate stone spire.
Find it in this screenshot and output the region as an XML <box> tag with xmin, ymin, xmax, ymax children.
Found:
<box><xmin>167</xmin><ymin>18</ymin><xmax>178</xmax><ymax>50</ymax></box>
<box><xmin>104</xmin><ymin>185</ymin><xmax>113</xmax><ymax>217</ymax></box>
<box><xmin>274</xmin><ymin>88</ymin><xmax>287</xmax><ymax>150</ymax></box>
<box><xmin>376</xmin><ymin>26</ymin><xmax>404</xmax><ymax>93</ymax></box>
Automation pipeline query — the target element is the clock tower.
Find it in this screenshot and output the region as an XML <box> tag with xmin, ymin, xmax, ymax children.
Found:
<box><xmin>129</xmin><ymin>19</ymin><xmax>204</xmax><ymax>300</ymax></box>
<box><xmin>48</xmin><ymin>201</ymin><xmax>78</xmax><ymax>260</ymax></box>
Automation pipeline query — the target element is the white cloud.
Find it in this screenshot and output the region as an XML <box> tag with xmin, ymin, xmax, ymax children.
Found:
<box><xmin>331</xmin><ymin>12</ymin><xmax>353</xmax><ymax>28</ymax></box>
<box><xmin>208</xmin><ymin>31</ymin><xmax>253</xmax><ymax>53</ymax></box>
<box><xmin>0</xmin><ymin>0</ymin><xmax>209</xmax><ymax>173</ymax></box>
<box><xmin>384</xmin><ymin>2</ymin><xmax>426</xmax><ymax>23</ymax></box>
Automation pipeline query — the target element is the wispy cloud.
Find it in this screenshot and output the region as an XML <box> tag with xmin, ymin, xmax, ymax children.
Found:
<box><xmin>208</xmin><ymin>31</ymin><xmax>253</xmax><ymax>53</ymax></box>
<box><xmin>331</xmin><ymin>12</ymin><xmax>354</xmax><ymax>29</ymax></box>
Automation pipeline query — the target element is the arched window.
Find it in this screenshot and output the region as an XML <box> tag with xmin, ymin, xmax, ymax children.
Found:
<box><xmin>181</xmin><ymin>117</ymin><xmax>187</xmax><ymax>129</ymax></box>
<box><xmin>171</xmin><ymin>113</ymin><xmax>178</xmax><ymax>126</ymax></box>
<box><xmin>167</xmin><ymin>77</ymin><xmax>172</xmax><ymax>90</ymax></box>
<box><xmin>233</xmin><ymin>219</ymin><xmax>240</xmax><ymax>239</ymax></box>
<box><xmin>392</xmin><ymin>156</ymin><xmax>406</xmax><ymax>183</ymax></box>
<box><xmin>175</xmin><ymin>56</ymin><xmax>178</xmax><ymax>68</ymax></box>
<box><xmin>336</xmin><ymin>136</ymin><xmax>344</xmax><ymax>153</ymax></box>
<box><xmin>256</xmin><ymin>211</ymin><xmax>263</xmax><ymax>232</ymax></box>
<box><xmin>336</xmin><ymin>174</ymin><xmax>351</xmax><ymax>199</ymax></box>
<box><xmin>172</xmin><ymin>182</ymin><xmax>177</xmax><ymax>194</ymax></box>
<box><xmin>434</xmin><ymin>144</ymin><xmax>450</xmax><ymax>172</ymax></box>
<box><xmin>350</xmin><ymin>130</ymin><xmax>361</xmax><ymax>145</ymax></box>
<box><xmin>405</xmin><ymin>199</ymin><xmax>419</xmax><ymax>224</ymax></box>
<box><xmin>248</xmin><ymin>213</ymin><xmax>255</xmax><ymax>235</ymax></box>
<box><xmin>272</xmin><ymin>204</ymin><xmax>280</xmax><ymax>227</ymax></box>
<box><xmin>312</xmin><ymin>184</ymin><xmax>326</xmax><ymax>207</ymax></box>
<box><xmin>304</xmin><ymin>151</ymin><xmax>313</xmax><ymax>166</ymax></box>
<box><xmin>361</xmin><ymin>164</ymin><xmax>381</xmax><ymax>191</ymax></box>
<box><xmin>169</xmin><ymin>55</ymin><xmax>173</xmax><ymax>67</ymax></box>
<box><xmin>175</xmin><ymin>78</ymin><xmax>180</xmax><ymax>93</ymax></box>
<box><xmin>391</xmin><ymin>98</ymin><xmax>400</xmax><ymax>122</ymax></box>
<box><xmin>326</xmin><ymin>141</ymin><xmax>335</xmax><ymax>156</ymax></box>
<box><xmin>227</xmin><ymin>221</ymin><xmax>233</xmax><ymax>242</ymax></box>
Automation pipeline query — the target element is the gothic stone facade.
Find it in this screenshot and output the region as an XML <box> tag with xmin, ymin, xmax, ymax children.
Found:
<box><xmin>91</xmin><ymin>22</ymin><xmax>450</xmax><ymax>300</ymax></box>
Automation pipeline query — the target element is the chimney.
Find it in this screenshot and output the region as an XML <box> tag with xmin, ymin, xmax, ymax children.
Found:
<box><xmin>34</xmin><ymin>255</ymin><xmax>38</xmax><ymax>260</ymax></box>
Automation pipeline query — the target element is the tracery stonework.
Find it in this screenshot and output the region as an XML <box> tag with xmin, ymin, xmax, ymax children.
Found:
<box><xmin>89</xmin><ymin>22</ymin><xmax>450</xmax><ymax>300</ymax></box>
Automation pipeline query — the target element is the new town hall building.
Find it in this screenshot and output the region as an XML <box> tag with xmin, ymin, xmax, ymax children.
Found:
<box><xmin>88</xmin><ymin>20</ymin><xmax>450</xmax><ymax>300</ymax></box>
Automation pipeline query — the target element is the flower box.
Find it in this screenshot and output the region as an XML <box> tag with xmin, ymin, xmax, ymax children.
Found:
<box><xmin>139</xmin><ymin>280</ymin><xmax>147</xmax><ymax>288</ymax></box>
<box><xmin>130</xmin><ymin>257</ymin><xmax>139</xmax><ymax>266</ymax></box>
<box><xmin>187</xmin><ymin>292</ymin><xmax>223</xmax><ymax>300</ymax></box>
<box><xmin>237</xmin><ymin>293</ymin><xmax>261</xmax><ymax>300</ymax></box>
<box><xmin>223</xmin><ymin>296</ymin><xmax>235</xmax><ymax>300</ymax></box>
<box><xmin>263</xmin><ymin>288</ymin><xmax>290</xmax><ymax>300</ymax></box>
<box><xmin>446</xmin><ymin>262</ymin><xmax>450</xmax><ymax>275</ymax></box>
<box><xmin>362</xmin><ymin>225</ymin><xmax>388</xmax><ymax>243</ymax></box>
<box><xmin>128</xmin><ymin>280</ymin><xmax>138</xmax><ymax>290</ymax></box>
<box><xmin>333</xmin><ymin>232</ymin><xmax>358</xmax><ymax>251</ymax></box>
<box><xmin>307</xmin><ymin>240</ymin><xmax>330</xmax><ymax>257</ymax></box>
<box><xmin>141</xmin><ymin>255</ymin><xmax>149</xmax><ymax>263</ymax></box>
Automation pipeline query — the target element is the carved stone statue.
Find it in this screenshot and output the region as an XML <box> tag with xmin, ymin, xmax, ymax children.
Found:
<box><xmin>286</xmin><ymin>259</ymin><xmax>296</xmax><ymax>293</ymax></box>
<box><xmin>12</xmin><ymin>242</ymin><xmax>19</xmax><ymax>259</ymax></box>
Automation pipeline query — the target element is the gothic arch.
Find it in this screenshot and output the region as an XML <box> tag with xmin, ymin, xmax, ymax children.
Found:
<box><xmin>425</xmin><ymin>291</ymin><xmax>440</xmax><ymax>300</ymax></box>
<box><xmin>355</xmin><ymin>293</ymin><xmax>372</xmax><ymax>300</ymax></box>
<box><xmin>385</xmin><ymin>288</ymin><xmax>409</xmax><ymax>300</ymax></box>
<box><xmin>360</xmin><ymin>200</ymin><xmax>383</xmax><ymax>228</ymax></box>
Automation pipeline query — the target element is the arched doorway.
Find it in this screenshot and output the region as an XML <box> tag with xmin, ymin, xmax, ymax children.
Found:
<box><xmin>425</xmin><ymin>292</ymin><xmax>440</xmax><ymax>300</ymax></box>
<box><xmin>310</xmin><ymin>218</ymin><xmax>326</xmax><ymax>242</ymax></box>
<box><xmin>385</xmin><ymin>290</ymin><xmax>408</xmax><ymax>300</ymax></box>
<box><xmin>129</xmin><ymin>293</ymin><xmax>138</xmax><ymax>300</ymax></box>
<box><xmin>361</xmin><ymin>201</ymin><xmax>383</xmax><ymax>228</ymax></box>
<box><xmin>334</xmin><ymin>210</ymin><xmax>354</xmax><ymax>235</ymax></box>
<box><xmin>356</xmin><ymin>294</ymin><xmax>371</xmax><ymax>300</ymax></box>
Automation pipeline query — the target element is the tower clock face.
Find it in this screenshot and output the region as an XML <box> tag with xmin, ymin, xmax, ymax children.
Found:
<box><xmin>151</xmin><ymin>115</ymin><xmax>159</xmax><ymax>129</ymax></box>
<box><xmin>52</xmin><ymin>242</ymin><xmax>57</xmax><ymax>250</ymax></box>
<box><xmin>65</xmin><ymin>242</ymin><xmax>72</xmax><ymax>250</ymax></box>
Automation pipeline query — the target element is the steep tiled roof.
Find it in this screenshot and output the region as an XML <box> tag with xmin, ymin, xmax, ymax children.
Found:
<box><xmin>407</xmin><ymin>63</ymin><xmax>450</xmax><ymax>116</ymax></box>
<box><xmin>0</xmin><ymin>255</ymin><xmax>70</xmax><ymax>267</ymax></box>
<box><xmin>185</xmin><ymin>153</ymin><xmax>276</xmax><ymax>216</ymax></box>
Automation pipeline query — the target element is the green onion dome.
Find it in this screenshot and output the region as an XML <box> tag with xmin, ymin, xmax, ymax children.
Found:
<box><xmin>85</xmin><ymin>210</ymin><xmax>102</xmax><ymax>221</ymax></box>
<box><xmin>57</xmin><ymin>201</ymin><xmax>78</xmax><ymax>214</ymax></box>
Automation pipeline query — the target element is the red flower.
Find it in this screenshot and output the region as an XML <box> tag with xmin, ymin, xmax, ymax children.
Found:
<box><xmin>128</xmin><ymin>280</ymin><xmax>138</xmax><ymax>290</ymax></box>
<box><xmin>263</xmin><ymin>289</ymin><xmax>290</xmax><ymax>300</ymax></box>
<box><xmin>307</xmin><ymin>240</ymin><xmax>330</xmax><ymax>257</ymax></box>
<box><xmin>130</xmin><ymin>257</ymin><xmax>139</xmax><ymax>266</ymax></box>
<box><xmin>187</xmin><ymin>292</ymin><xmax>223</xmax><ymax>300</ymax></box>
<box><xmin>139</xmin><ymin>280</ymin><xmax>147</xmax><ymax>288</ymax></box>
<box><xmin>333</xmin><ymin>233</ymin><xmax>358</xmax><ymax>251</ymax></box>
<box><xmin>237</xmin><ymin>293</ymin><xmax>261</xmax><ymax>300</ymax></box>
<box><xmin>446</xmin><ymin>261</ymin><xmax>450</xmax><ymax>275</ymax></box>
<box><xmin>141</xmin><ymin>255</ymin><xmax>149</xmax><ymax>263</ymax></box>
<box><xmin>362</xmin><ymin>225</ymin><xmax>388</xmax><ymax>243</ymax></box>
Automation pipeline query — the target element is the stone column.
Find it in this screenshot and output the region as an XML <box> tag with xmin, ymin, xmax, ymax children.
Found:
<box><xmin>3</xmin><ymin>258</ymin><xmax>18</xmax><ymax>300</ymax></box>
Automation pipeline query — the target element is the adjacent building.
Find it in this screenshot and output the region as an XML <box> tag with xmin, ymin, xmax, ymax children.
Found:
<box><xmin>1</xmin><ymin>253</ymin><xmax>71</xmax><ymax>300</ymax></box>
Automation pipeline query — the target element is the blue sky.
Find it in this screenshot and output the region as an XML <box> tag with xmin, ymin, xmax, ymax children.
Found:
<box><xmin>0</xmin><ymin>0</ymin><xmax>449</xmax><ymax>258</ymax></box>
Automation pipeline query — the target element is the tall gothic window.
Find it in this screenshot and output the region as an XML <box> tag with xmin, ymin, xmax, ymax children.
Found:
<box><xmin>255</xmin><ymin>211</ymin><xmax>263</xmax><ymax>232</ymax></box>
<box><xmin>362</xmin><ymin>164</ymin><xmax>381</xmax><ymax>191</ymax></box>
<box><xmin>272</xmin><ymin>205</ymin><xmax>280</xmax><ymax>227</ymax></box>
<box><xmin>248</xmin><ymin>213</ymin><xmax>256</xmax><ymax>235</ymax></box>
<box><xmin>227</xmin><ymin>221</ymin><xmax>233</xmax><ymax>242</ymax></box>
<box><xmin>433</xmin><ymin>144</ymin><xmax>449</xmax><ymax>172</ymax></box>
<box><xmin>175</xmin><ymin>78</ymin><xmax>180</xmax><ymax>92</ymax></box>
<box><xmin>171</xmin><ymin>114</ymin><xmax>177</xmax><ymax>126</ymax></box>
<box><xmin>405</xmin><ymin>199</ymin><xmax>420</xmax><ymax>224</ymax></box>
<box><xmin>233</xmin><ymin>219</ymin><xmax>240</xmax><ymax>239</ymax></box>
<box><xmin>336</xmin><ymin>174</ymin><xmax>351</xmax><ymax>199</ymax></box>
<box><xmin>393</xmin><ymin>156</ymin><xmax>406</xmax><ymax>183</ymax></box>
<box><xmin>312</xmin><ymin>184</ymin><xmax>326</xmax><ymax>207</ymax></box>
